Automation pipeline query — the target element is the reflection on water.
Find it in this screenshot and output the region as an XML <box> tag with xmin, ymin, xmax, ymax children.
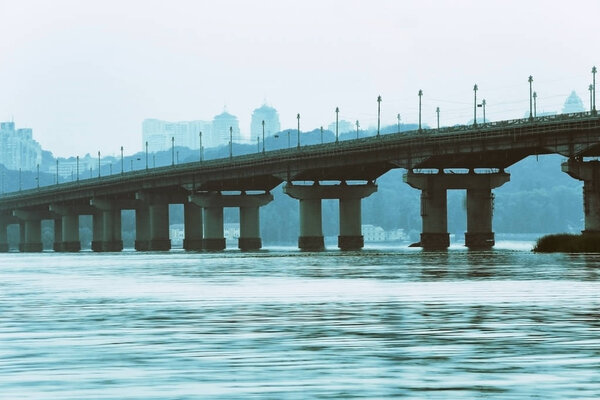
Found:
<box><xmin>1</xmin><ymin>243</ymin><xmax>600</xmax><ymax>399</ymax></box>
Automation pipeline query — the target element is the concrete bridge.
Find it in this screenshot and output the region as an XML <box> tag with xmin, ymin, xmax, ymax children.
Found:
<box><xmin>1</xmin><ymin>112</ymin><xmax>600</xmax><ymax>252</ymax></box>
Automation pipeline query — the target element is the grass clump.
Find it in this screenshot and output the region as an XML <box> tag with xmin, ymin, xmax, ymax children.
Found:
<box><xmin>533</xmin><ymin>233</ymin><xmax>600</xmax><ymax>253</ymax></box>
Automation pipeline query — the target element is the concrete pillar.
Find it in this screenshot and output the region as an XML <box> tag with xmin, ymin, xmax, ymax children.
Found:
<box><xmin>92</xmin><ymin>213</ymin><xmax>103</xmax><ymax>252</ymax></box>
<box><xmin>135</xmin><ymin>206</ymin><xmax>150</xmax><ymax>251</ymax></box>
<box><xmin>339</xmin><ymin>197</ymin><xmax>363</xmax><ymax>250</ymax></box>
<box><xmin>563</xmin><ymin>159</ymin><xmax>600</xmax><ymax>234</ymax></box>
<box><xmin>102</xmin><ymin>209</ymin><xmax>123</xmax><ymax>252</ymax></box>
<box><xmin>53</xmin><ymin>218</ymin><xmax>63</xmax><ymax>252</ymax></box>
<box><xmin>183</xmin><ymin>202</ymin><xmax>203</xmax><ymax>251</ymax></box>
<box><xmin>189</xmin><ymin>192</ymin><xmax>273</xmax><ymax>251</ymax></box>
<box><xmin>283</xmin><ymin>182</ymin><xmax>377</xmax><ymax>251</ymax></box>
<box><xmin>405</xmin><ymin>171</ymin><xmax>509</xmax><ymax>249</ymax></box>
<box><xmin>21</xmin><ymin>219</ymin><xmax>43</xmax><ymax>252</ymax></box>
<box><xmin>149</xmin><ymin>203</ymin><xmax>170</xmax><ymax>251</ymax></box>
<box><xmin>19</xmin><ymin>222</ymin><xmax>25</xmax><ymax>251</ymax></box>
<box><xmin>61</xmin><ymin>214</ymin><xmax>81</xmax><ymax>252</ymax></box>
<box><xmin>203</xmin><ymin>206</ymin><xmax>225</xmax><ymax>251</ymax></box>
<box><xmin>0</xmin><ymin>219</ymin><xmax>8</xmax><ymax>252</ymax></box>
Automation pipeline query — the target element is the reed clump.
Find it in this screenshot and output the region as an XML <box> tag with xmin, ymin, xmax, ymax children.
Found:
<box><xmin>533</xmin><ymin>233</ymin><xmax>600</xmax><ymax>253</ymax></box>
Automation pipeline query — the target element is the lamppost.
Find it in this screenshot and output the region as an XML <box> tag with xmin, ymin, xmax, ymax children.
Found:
<box><xmin>37</xmin><ymin>164</ymin><xmax>39</xmax><ymax>189</ymax></box>
<box><xmin>130</xmin><ymin>159</ymin><xmax>134</xmax><ymax>171</ymax></box>
<box><xmin>320</xmin><ymin>126</ymin><xmax>323</xmax><ymax>144</ymax></box>
<box><xmin>297</xmin><ymin>113</ymin><xmax>300</xmax><ymax>149</ymax></box>
<box><xmin>397</xmin><ymin>113</ymin><xmax>401</xmax><ymax>133</ymax></box>
<box><xmin>199</xmin><ymin>131</ymin><xmax>203</xmax><ymax>161</ymax></box>
<box><xmin>262</xmin><ymin>120</ymin><xmax>265</xmax><ymax>154</ymax></box>
<box><xmin>110</xmin><ymin>163</ymin><xmax>112</xmax><ymax>175</ymax></box>
<box><xmin>418</xmin><ymin>90</ymin><xmax>423</xmax><ymax>131</ymax></box>
<box><xmin>377</xmin><ymin>95</ymin><xmax>382</xmax><ymax>137</ymax></box>
<box><xmin>592</xmin><ymin>66</ymin><xmax>597</xmax><ymax>114</ymax></box>
<box><xmin>145</xmin><ymin>141</ymin><xmax>149</xmax><ymax>171</ymax></box>
<box><xmin>171</xmin><ymin>136</ymin><xmax>175</xmax><ymax>166</ymax></box>
<box><xmin>76</xmin><ymin>156</ymin><xmax>79</xmax><ymax>182</ymax></box>
<box><xmin>55</xmin><ymin>159</ymin><xmax>59</xmax><ymax>185</ymax></box>
<box><xmin>229</xmin><ymin>127</ymin><xmax>233</xmax><ymax>158</ymax></box>
<box><xmin>533</xmin><ymin>92</ymin><xmax>537</xmax><ymax>118</ymax></box>
<box><xmin>356</xmin><ymin>120</ymin><xmax>360</xmax><ymax>139</ymax></box>
<box><xmin>335</xmin><ymin>107</ymin><xmax>339</xmax><ymax>143</ymax></box>
<box><xmin>153</xmin><ymin>154</ymin><xmax>156</xmax><ymax>168</ymax></box>
<box><xmin>19</xmin><ymin>168</ymin><xmax>21</xmax><ymax>191</ymax></box>
<box><xmin>257</xmin><ymin>137</ymin><xmax>260</xmax><ymax>153</ymax></box>
<box><xmin>98</xmin><ymin>151</ymin><xmax>101</xmax><ymax>178</ymax></box>
<box><xmin>1</xmin><ymin>171</ymin><xmax>4</xmax><ymax>195</ymax></box>
<box><xmin>287</xmin><ymin>131</ymin><xmax>290</xmax><ymax>148</ymax></box>
<box><xmin>482</xmin><ymin>99</ymin><xmax>487</xmax><ymax>123</ymax></box>
<box><xmin>177</xmin><ymin>151</ymin><xmax>179</xmax><ymax>165</ymax></box>
<box><xmin>473</xmin><ymin>84</ymin><xmax>478</xmax><ymax>126</ymax></box>
<box><xmin>120</xmin><ymin>146</ymin><xmax>124</xmax><ymax>175</ymax></box>
<box><xmin>528</xmin><ymin>75</ymin><xmax>534</xmax><ymax>121</ymax></box>
<box><xmin>590</xmin><ymin>84</ymin><xmax>594</xmax><ymax>112</ymax></box>
<box><xmin>436</xmin><ymin>107</ymin><xmax>440</xmax><ymax>129</ymax></box>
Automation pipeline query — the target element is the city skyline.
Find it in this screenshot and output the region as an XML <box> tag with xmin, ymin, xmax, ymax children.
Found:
<box><xmin>0</xmin><ymin>1</ymin><xmax>598</xmax><ymax>157</ymax></box>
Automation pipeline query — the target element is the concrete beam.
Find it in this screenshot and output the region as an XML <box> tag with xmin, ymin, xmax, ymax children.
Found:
<box><xmin>283</xmin><ymin>182</ymin><xmax>377</xmax><ymax>200</ymax></box>
<box><xmin>189</xmin><ymin>192</ymin><xmax>273</xmax><ymax>208</ymax></box>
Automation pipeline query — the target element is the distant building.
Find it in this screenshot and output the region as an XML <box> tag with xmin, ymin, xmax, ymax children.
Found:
<box><xmin>250</xmin><ymin>104</ymin><xmax>281</xmax><ymax>140</ymax></box>
<box><xmin>0</xmin><ymin>122</ymin><xmax>42</xmax><ymax>171</ymax></box>
<box><xmin>562</xmin><ymin>91</ymin><xmax>585</xmax><ymax>114</ymax></box>
<box><xmin>212</xmin><ymin>111</ymin><xmax>242</xmax><ymax>146</ymax></box>
<box><xmin>328</xmin><ymin>120</ymin><xmax>354</xmax><ymax>136</ymax></box>
<box><xmin>142</xmin><ymin>119</ymin><xmax>212</xmax><ymax>153</ymax></box>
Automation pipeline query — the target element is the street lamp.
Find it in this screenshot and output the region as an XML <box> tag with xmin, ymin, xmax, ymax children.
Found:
<box><xmin>356</xmin><ymin>120</ymin><xmax>360</xmax><ymax>139</ymax></box>
<box><xmin>482</xmin><ymin>99</ymin><xmax>487</xmax><ymax>123</ymax></box>
<box><xmin>76</xmin><ymin>156</ymin><xmax>79</xmax><ymax>182</ymax></box>
<box><xmin>335</xmin><ymin>107</ymin><xmax>339</xmax><ymax>143</ymax></box>
<box><xmin>590</xmin><ymin>84</ymin><xmax>594</xmax><ymax>112</ymax></box>
<box><xmin>592</xmin><ymin>66</ymin><xmax>597</xmax><ymax>114</ymax></box>
<box><xmin>229</xmin><ymin>127</ymin><xmax>233</xmax><ymax>158</ymax></box>
<box><xmin>120</xmin><ymin>146</ymin><xmax>124</xmax><ymax>175</ymax></box>
<box><xmin>98</xmin><ymin>151</ymin><xmax>101</xmax><ymax>178</ymax></box>
<box><xmin>397</xmin><ymin>113</ymin><xmax>401</xmax><ymax>133</ymax></box>
<box><xmin>533</xmin><ymin>92</ymin><xmax>537</xmax><ymax>118</ymax></box>
<box><xmin>171</xmin><ymin>136</ymin><xmax>175</xmax><ymax>166</ymax></box>
<box><xmin>130</xmin><ymin>159</ymin><xmax>134</xmax><ymax>171</ymax></box>
<box><xmin>55</xmin><ymin>159</ymin><xmax>59</xmax><ymax>185</ymax></box>
<box><xmin>418</xmin><ymin>90</ymin><xmax>423</xmax><ymax>131</ymax></box>
<box><xmin>377</xmin><ymin>95</ymin><xmax>382</xmax><ymax>137</ymax></box>
<box><xmin>262</xmin><ymin>120</ymin><xmax>265</xmax><ymax>154</ymax></box>
<box><xmin>528</xmin><ymin>75</ymin><xmax>534</xmax><ymax>121</ymax></box>
<box><xmin>436</xmin><ymin>107</ymin><xmax>440</xmax><ymax>129</ymax></box>
<box><xmin>199</xmin><ymin>131</ymin><xmax>203</xmax><ymax>161</ymax></box>
<box><xmin>320</xmin><ymin>126</ymin><xmax>323</xmax><ymax>144</ymax></box>
<box><xmin>19</xmin><ymin>168</ymin><xmax>21</xmax><ymax>191</ymax></box>
<box><xmin>297</xmin><ymin>113</ymin><xmax>300</xmax><ymax>149</ymax></box>
<box><xmin>287</xmin><ymin>131</ymin><xmax>290</xmax><ymax>148</ymax></box>
<box><xmin>145</xmin><ymin>141</ymin><xmax>149</xmax><ymax>171</ymax></box>
<box><xmin>473</xmin><ymin>84</ymin><xmax>478</xmax><ymax>126</ymax></box>
<box><xmin>37</xmin><ymin>164</ymin><xmax>39</xmax><ymax>189</ymax></box>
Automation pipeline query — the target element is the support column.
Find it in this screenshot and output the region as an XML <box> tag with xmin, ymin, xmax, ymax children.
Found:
<box><xmin>53</xmin><ymin>218</ymin><xmax>63</xmax><ymax>252</ymax></box>
<box><xmin>183</xmin><ymin>202</ymin><xmax>203</xmax><ymax>251</ymax></box>
<box><xmin>203</xmin><ymin>207</ymin><xmax>225</xmax><ymax>250</ymax></box>
<box><xmin>405</xmin><ymin>170</ymin><xmax>509</xmax><ymax>249</ymax></box>
<box><xmin>92</xmin><ymin>213</ymin><xmax>103</xmax><ymax>252</ymax></box>
<box><xmin>563</xmin><ymin>159</ymin><xmax>600</xmax><ymax>234</ymax></box>
<box><xmin>135</xmin><ymin>205</ymin><xmax>150</xmax><ymax>251</ymax></box>
<box><xmin>0</xmin><ymin>218</ymin><xmax>9</xmax><ymax>252</ymax></box>
<box><xmin>149</xmin><ymin>203</ymin><xmax>170</xmax><ymax>251</ymax></box>
<box><xmin>102</xmin><ymin>209</ymin><xmax>123</xmax><ymax>252</ymax></box>
<box><xmin>61</xmin><ymin>214</ymin><xmax>81</xmax><ymax>252</ymax></box>
<box><xmin>189</xmin><ymin>192</ymin><xmax>273</xmax><ymax>251</ymax></box>
<box><xmin>283</xmin><ymin>182</ymin><xmax>377</xmax><ymax>251</ymax></box>
<box><xmin>13</xmin><ymin>210</ymin><xmax>45</xmax><ymax>252</ymax></box>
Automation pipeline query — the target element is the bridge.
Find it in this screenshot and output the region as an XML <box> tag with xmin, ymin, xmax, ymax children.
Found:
<box><xmin>1</xmin><ymin>111</ymin><xmax>600</xmax><ymax>252</ymax></box>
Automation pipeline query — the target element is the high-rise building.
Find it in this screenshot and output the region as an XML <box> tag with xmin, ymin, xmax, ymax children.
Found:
<box><xmin>0</xmin><ymin>122</ymin><xmax>42</xmax><ymax>171</ymax></box>
<box><xmin>212</xmin><ymin>111</ymin><xmax>241</xmax><ymax>146</ymax></box>
<box><xmin>562</xmin><ymin>91</ymin><xmax>585</xmax><ymax>114</ymax></box>
<box><xmin>250</xmin><ymin>104</ymin><xmax>281</xmax><ymax>140</ymax></box>
<box><xmin>142</xmin><ymin>119</ymin><xmax>212</xmax><ymax>153</ymax></box>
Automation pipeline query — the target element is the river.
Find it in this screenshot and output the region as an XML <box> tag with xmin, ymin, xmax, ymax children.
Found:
<box><xmin>1</xmin><ymin>242</ymin><xmax>599</xmax><ymax>399</ymax></box>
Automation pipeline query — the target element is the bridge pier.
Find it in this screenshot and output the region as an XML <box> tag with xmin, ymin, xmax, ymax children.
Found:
<box><xmin>90</xmin><ymin>199</ymin><xmax>123</xmax><ymax>252</ymax></box>
<box><xmin>149</xmin><ymin>203</ymin><xmax>171</xmax><ymax>251</ymax></box>
<box><xmin>0</xmin><ymin>218</ymin><xmax>9</xmax><ymax>252</ymax></box>
<box><xmin>189</xmin><ymin>192</ymin><xmax>273</xmax><ymax>251</ymax></box>
<box><xmin>53</xmin><ymin>218</ymin><xmax>62</xmax><ymax>252</ymax></box>
<box><xmin>135</xmin><ymin>205</ymin><xmax>150</xmax><ymax>251</ymax></box>
<box><xmin>283</xmin><ymin>181</ymin><xmax>377</xmax><ymax>251</ymax></box>
<box><xmin>183</xmin><ymin>202</ymin><xmax>203</xmax><ymax>251</ymax></box>
<box><xmin>562</xmin><ymin>159</ymin><xmax>600</xmax><ymax>234</ymax></box>
<box><xmin>12</xmin><ymin>211</ymin><xmax>43</xmax><ymax>252</ymax></box>
<box><xmin>405</xmin><ymin>170</ymin><xmax>509</xmax><ymax>249</ymax></box>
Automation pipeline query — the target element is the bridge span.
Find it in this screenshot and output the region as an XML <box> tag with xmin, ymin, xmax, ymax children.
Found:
<box><xmin>2</xmin><ymin>112</ymin><xmax>600</xmax><ymax>252</ymax></box>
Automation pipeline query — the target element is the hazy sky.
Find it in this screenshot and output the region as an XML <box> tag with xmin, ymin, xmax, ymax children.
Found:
<box><xmin>0</xmin><ymin>0</ymin><xmax>598</xmax><ymax>157</ymax></box>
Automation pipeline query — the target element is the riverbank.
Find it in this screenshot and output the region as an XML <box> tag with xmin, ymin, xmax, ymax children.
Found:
<box><xmin>533</xmin><ymin>233</ymin><xmax>600</xmax><ymax>253</ymax></box>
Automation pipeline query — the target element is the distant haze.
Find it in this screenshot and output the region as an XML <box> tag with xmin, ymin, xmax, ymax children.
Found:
<box><xmin>0</xmin><ymin>0</ymin><xmax>598</xmax><ymax>157</ymax></box>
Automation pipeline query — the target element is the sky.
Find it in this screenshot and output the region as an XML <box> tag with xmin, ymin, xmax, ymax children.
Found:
<box><xmin>0</xmin><ymin>0</ymin><xmax>598</xmax><ymax>157</ymax></box>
